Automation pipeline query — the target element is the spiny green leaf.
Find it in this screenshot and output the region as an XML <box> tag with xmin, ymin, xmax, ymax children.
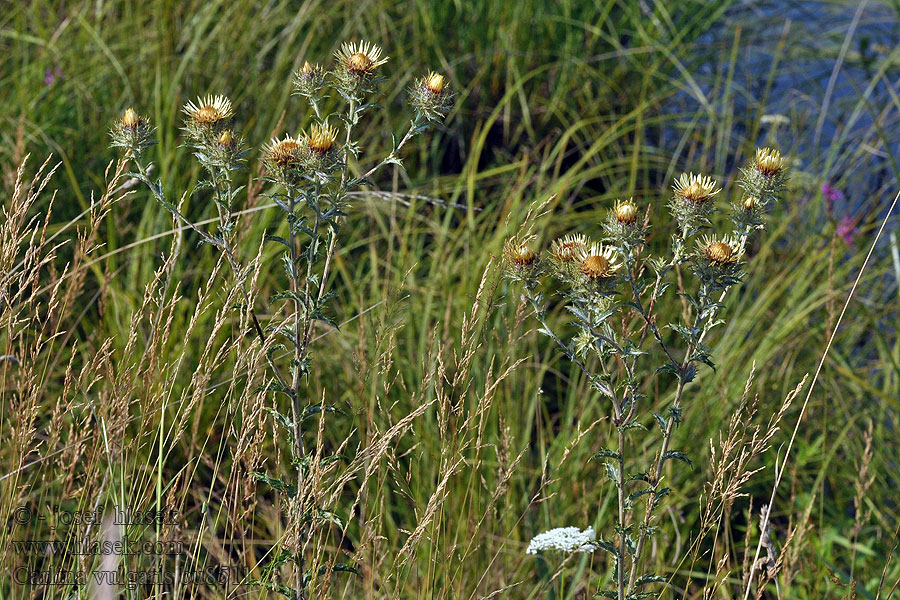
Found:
<box><xmin>590</xmin><ymin>448</ymin><xmax>621</xmax><ymax>462</ymax></box>
<box><xmin>251</xmin><ymin>472</ymin><xmax>297</xmax><ymax>498</ymax></box>
<box><xmin>301</xmin><ymin>404</ymin><xmax>344</xmax><ymax>421</ymax></box>
<box><xmin>662</xmin><ymin>450</ymin><xmax>693</xmax><ymax>468</ymax></box>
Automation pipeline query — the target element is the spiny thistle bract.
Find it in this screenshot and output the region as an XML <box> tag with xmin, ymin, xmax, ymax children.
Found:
<box><xmin>292</xmin><ymin>61</ymin><xmax>327</xmax><ymax>97</ymax></box>
<box><xmin>408</xmin><ymin>71</ymin><xmax>454</xmax><ymax>122</ymax></box>
<box><xmin>604</xmin><ymin>198</ymin><xmax>646</xmax><ymax>247</ymax></box>
<box><xmin>503</xmin><ymin>147</ymin><xmax>789</xmax><ymax>600</ymax></box>
<box><xmin>109</xmin><ymin>38</ymin><xmax>453</xmax><ymax>599</ymax></box>
<box><xmin>109</xmin><ymin>108</ymin><xmax>155</xmax><ymax>159</ymax></box>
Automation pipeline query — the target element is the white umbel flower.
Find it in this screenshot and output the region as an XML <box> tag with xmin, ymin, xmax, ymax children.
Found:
<box><xmin>526</xmin><ymin>526</ymin><xmax>597</xmax><ymax>555</ymax></box>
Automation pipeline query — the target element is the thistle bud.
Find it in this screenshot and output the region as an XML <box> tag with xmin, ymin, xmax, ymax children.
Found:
<box><xmin>110</xmin><ymin>107</ymin><xmax>155</xmax><ymax>158</ymax></box>
<box><xmin>409</xmin><ymin>70</ymin><xmax>454</xmax><ymax>122</ymax></box>
<box><xmin>123</xmin><ymin>108</ymin><xmax>140</xmax><ymax>128</ymax></box>
<box><xmin>218</xmin><ymin>129</ymin><xmax>234</xmax><ymax>148</ymax></box>
<box><xmin>425</xmin><ymin>72</ymin><xmax>447</xmax><ymax>94</ymax></box>
<box><xmin>293</xmin><ymin>61</ymin><xmax>326</xmax><ymax>97</ymax></box>
<box><xmin>754</xmin><ymin>148</ymin><xmax>784</xmax><ymax>178</ymax></box>
<box><xmin>614</xmin><ymin>199</ymin><xmax>638</xmax><ymax>225</ymax></box>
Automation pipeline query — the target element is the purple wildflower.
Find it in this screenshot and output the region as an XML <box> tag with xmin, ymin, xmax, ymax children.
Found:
<box><xmin>43</xmin><ymin>66</ymin><xmax>62</xmax><ymax>86</ymax></box>
<box><xmin>822</xmin><ymin>182</ymin><xmax>844</xmax><ymax>216</ymax></box>
<box><xmin>822</xmin><ymin>182</ymin><xmax>844</xmax><ymax>202</ymax></box>
<box><xmin>836</xmin><ymin>216</ymin><xmax>859</xmax><ymax>246</ymax></box>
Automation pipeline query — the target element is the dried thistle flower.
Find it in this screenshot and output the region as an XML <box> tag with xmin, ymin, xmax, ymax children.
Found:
<box><xmin>669</xmin><ymin>172</ymin><xmax>720</xmax><ymax>235</ymax></box>
<box><xmin>605</xmin><ymin>198</ymin><xmax>645</xmax><ymax>246</ymax></box>
<box><xmin>306</xmin><ymin>123</ymin><xmax>338</xmax><ymax>154</ymax></box>
<box><xmin>548</xmin><ymin>233</ymin><xmax>589</xmax><ymax>280</ymax></box>
<box><xmin>408</xmin><ymin>71</ymin><xmax>454</xmax><ymax>122</ymax></box>
<box><xmin>551</xmin><ymin>233</ymin><xmax>588</xmax><ymax>264</ymax></box>
<box><xmin>693</xmin><ymin>234</ymin><xmax>743</xmax><ymax>289</ymax></box>
<box><xmin>738</xmin><ymin>147</ymin><xmax>789</xmax><ymax>209</ymax></box>
<box><xmin>577</xmin><ymin>242</ymin><xmax>621</xmax><ymax>280</ymax></box>
<box><xmin>505</xmin><ymin>240</ymin><xmax>537</xmax><ymax>267</ymax></box>
<box><xmin>183</xmin><ymin>95</ymin><xmax>233</xmax><ymax>127</ymax></box>
<box><xmin>614</xmin><ymin>198</ymin><xmax>638</xmax><ymax>225</ymax></box>
<box><xmin>181</xmin><ymin>94</ymin><xmax>234</xmax><ymax>149</ymax></box>
<box><xmin>333</xmin><ymin>40</ymin><xmax>388</xmax><ymax>95</ymax></box>
<box><xmin>573</xmin><ymin>243</ymin><xmax>622</xmax><ymax>294</ymax></box>
<box><xmin>262</xmin><ymin>135</ymin><xmax>307</xmax><ymax>185</ymax></box>
<box><xmin>201</xmin><ymin>128</ymin><xmax>246</xmax><ymax>170</ymax></box>
<box><xmin>110</xmin><ymin>107</ymin><xmax>155</xmax><ymax>158</ymax></box>
<box><xmin>425</xmin><ymin>72</ymin><xmax>447</xmax><ymax>94</ymax></box>
<box><xmin>302</xmin><ymin>123</ymin><xmax>340</xmax><ymax>172</ymax></box>
<box><xmin>502</xmin><ymin>237</ymin><xmax>540</xmax><ymax>285</ymax></box>
<box><xmin>673</xmin><ymin>173</ymin><xmax>720</xmax><ymax>205</ymax></box>
<box><xmin>703</xmin><ymin>240</ymin><xmax>737</xmax><ymax>264</ymax></box>
<box><xmin>123</xmin><ymin>108</ymin><xmax>140</xmax><ymax>128</ymax></box>
<box><xmin>754</xmin><ymin>148</ymin><xmax>784</xmax><ymax>178</ymax></box>
<box><xmin>293</xmin><ymin>61</ymin><xmax>327</xmax><ymax>97</ymax></box>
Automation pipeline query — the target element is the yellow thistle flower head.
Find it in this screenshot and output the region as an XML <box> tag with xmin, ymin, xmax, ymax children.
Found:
<box><xmin>673</xmin><ymin>172</ymin><xmax>720</xmax><ymax>205</ymax></box>
<box><xmin>425</xmin><ymin>71</ymin><xmax>447</xmax><ymax>94</ymax></box>
<box><xmin>306</xmin><ymin>123</ymin><xmax>338</xmax><ymax>154</ymax></box>
<box><xmin>183</xmin><ymin>95</ymin><xmax>234</xmax><ymax>126</ymax></box>
<box><xmin>755</xmin><ymin>147</ymin><xmax>784</xmax><ymax>177</ymax></box>
<box><xmin>300</xmin><ymin>61</ymin><xmax>315</xmax><ymax>76</ymax></box>
<box><xmin>263</xmin><ymin>135</ymin><xmax>305</xmax><ymax>168</ymax></box>
<box><xmin>110</xmin><ymin>108</ymin><xmax>154</xmax><ymax>158</ymax></box>
<box><xmin>742</xmin><ymin>195</ymin><xmax>758</xmax><ymax>210</ymax></box>
<box><xmin>218</xmin><ymin>129</ymin><xmax>234</xmax><ymax>148</ymax></box>
<box><xmin>613</xmin><ymin>198</ymin><xmax>639</xmax><ymax>225</ymax></box>
<box><xmin>699</xmin><ymin>235</ymin><xmax>742</xmax><ymax>265</ymax></box>
<box><xmin>577</xmin><ymin>242</ymin><xmax>621</xmax><ymax>279</ymax></box>
<box><xmin>123</xmin><ymin>107</ymin><xmax>140</xmax><ymax>128</ymax></box>
<box><xmin>409</xmin><ymin>70</ymin><xmax>454</xmax><ymax>122</ymax></box>
<box><xmin>335</xmin><ymin>40</ymin><xmax>388</xmax><ymax>76</ymax></box>
<box><xmin>550</xmin><ymin>233</ymin><xmax>588</xmax><ymax>264</ymax></box>
<box><xmin>503</xmin><ymin>238</ymin><xmax>538</xmax><ymax>268</ymax></box>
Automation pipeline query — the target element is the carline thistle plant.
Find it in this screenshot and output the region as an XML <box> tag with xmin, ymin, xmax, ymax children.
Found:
<box><xmin>504</xmin><ymin>149</ymin><xmax>788</xmax><ymax>599</ymax></box>
<box><xmin>111</xmin><ymin>40</ymin><xmax>452</xmax><ymax>599</ymax></box>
